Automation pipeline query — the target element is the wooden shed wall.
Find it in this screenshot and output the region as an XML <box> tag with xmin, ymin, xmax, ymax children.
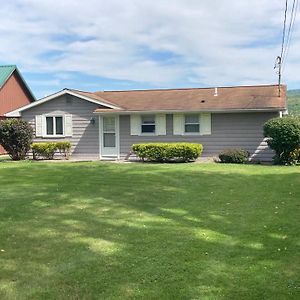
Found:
<box><xmin>0</xmin><ymin>71</ymin><xmax>33</xmax><ymax>116</ymax></box>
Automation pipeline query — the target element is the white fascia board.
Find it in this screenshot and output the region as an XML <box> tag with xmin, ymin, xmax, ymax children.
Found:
<box><xmin>4</xmin><ymin>111</ymin><xmax>22</xmax><ymax>117</ymax></box>
<box><xmin>5</xmin><ymin>89</ymin><xmax>122</xmax><ymax>117</ymax></box>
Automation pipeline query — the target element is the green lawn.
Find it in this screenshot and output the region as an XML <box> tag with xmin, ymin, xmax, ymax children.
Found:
<box><xmin>0</xmin><ymin>162</ymin><xmax>299</xmax><ymax>299</ymax></box>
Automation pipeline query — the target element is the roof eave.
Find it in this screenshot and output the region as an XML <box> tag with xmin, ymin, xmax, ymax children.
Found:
<box><xmin>5</xmin><ymin>89</ymin><xmax>123</xmax><ymax>117</ymax></box>
<box><xmin>93</xmin><ymin>108</ymin><xmax>285</xmax><ymax>114</ymax></box>
<box><xmin>14</xmin><ymin>67</ymin><xmax>36</xmax><ymax>102</ymax></box>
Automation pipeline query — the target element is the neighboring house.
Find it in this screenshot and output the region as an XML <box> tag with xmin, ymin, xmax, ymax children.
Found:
<box><xmin>0</xmin><ymin>65</ymin><xmax>36</xmax><ymax>154</ymax></box>
<box><xmin>6</xmin><ymin>84</ymin><xmax>287</xmax><ymax>161</ymax></box>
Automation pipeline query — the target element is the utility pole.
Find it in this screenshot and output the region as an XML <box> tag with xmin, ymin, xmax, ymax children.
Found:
<box><xmin>274</xmin><ymin>56</ymin><xmax>282</xmax><ymax>97</ymax></box>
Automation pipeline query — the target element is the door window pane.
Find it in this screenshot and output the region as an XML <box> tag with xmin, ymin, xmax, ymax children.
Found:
<box><xmin>55</xmin><ymin>117</ymin><xmax>63</xmax><ymax>135</ymax></box>
<box><xmin>46</xmin><ymin>117</ymin><xmax>54</xmax><ymax>135</ymax></box>
<box><xmin>103</xmin><ymin>117</ymin><xmax>115</xmax><ymax>132</ymax></box>
<box><xmin>104</xmin><ymin>133</ymin><xmax>116</xmax><ymax>147</ymax></box>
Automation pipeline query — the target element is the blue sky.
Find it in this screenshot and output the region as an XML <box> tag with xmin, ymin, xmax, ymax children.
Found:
<box><xmin>0</xmin><ymin>0</ymin><xmax>299</xmax><ymax>98</ymax></box>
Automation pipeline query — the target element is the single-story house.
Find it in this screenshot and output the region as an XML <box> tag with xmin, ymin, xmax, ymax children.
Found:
<box><xmin>0</xmin><ymin>65</ymin><xmax>36</xmax><ymax>154</ymax></box>
<box><xmin>6</xmin><ymin>84</ymin><xmax>287</xmax><ymax>161</ymax></box>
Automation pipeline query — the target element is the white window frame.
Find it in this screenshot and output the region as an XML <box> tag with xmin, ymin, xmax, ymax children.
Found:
<box><xmin>140</xmin><ymin>114</ymin><xmax>156</xmax><ymax>136</ymax></box>
<box><xmin>44</xmin><ymin>115</ymin><xmax>65</xmax><ymax>138</ymax></box>
<box><xmin>184</xmin><ymin>114</ymin><xmax>200</xmax><ymax>135</ymax></box>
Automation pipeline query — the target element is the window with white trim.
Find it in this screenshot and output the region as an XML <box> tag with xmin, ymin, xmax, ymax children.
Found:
<box><xmin>141</xmin><ymin>115</ymin><xmax>156</xmax><ymax>134</ymax></box>
<box><xmin>184</xmin><ymin>114</ymin><xmax>200</xmax><ymax>133</ymax></box>
<box><xmin>45</xmin><ymin>116</ymin><xmax>64</xmax><ymax>136</ymax></box>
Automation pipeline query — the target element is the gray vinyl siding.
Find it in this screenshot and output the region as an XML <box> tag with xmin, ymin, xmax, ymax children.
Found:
<box><xmin>21</xmin><ymin>94</ymin><xmax>278</xmax><ymax>161</ymax></box>
<box><xmin>119</xmin><ymin>112</ymin><xmax>278</xmax><ymax>161</ymax></box>
<box><xmin>21</xmin><ymin>95</ymin><xmax>102</xmax><ymax>157</ymax></box>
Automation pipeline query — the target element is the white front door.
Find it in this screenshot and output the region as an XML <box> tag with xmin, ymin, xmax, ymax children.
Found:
<box><xmin>100</xmin><ymin>115</ymin><xmax>119</xmax><ymax>158</ymax></box>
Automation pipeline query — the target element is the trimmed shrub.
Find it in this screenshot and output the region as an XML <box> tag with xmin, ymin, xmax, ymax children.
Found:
<box><xmin>32</xmin><ymin>142</ymin><xmax>57</xmax><ymax>160</ymax></box>
<box><xmin>56</xmin><ymin>141</ymin><xmax>71</xmax><ymax>160</ymax></box>
<box><xmin>263</xmin><ymin>116</ymin><xmax>300</xmax><ymax>165</ymax></box>
<box><xmin>0</xmin><ymin>118</ymin><xmax>33</xmax><ymax>160</ymax></box>
<box><xmin>31</xmin><ymin>141</ymin><xmax>71</xmax><ymax>160</ymax></box>
<box><xmin>218</xmin><ymin>148</ymin><xmax>250</xmax><ymax>164</ymax></box>
<box><xmin>132</xmin><ymin>143</ymin><xmax>203</xmax><ymax>162</ymax></box>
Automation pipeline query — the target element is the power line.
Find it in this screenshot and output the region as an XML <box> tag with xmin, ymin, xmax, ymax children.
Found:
<box><xmin>280</xmin><ymin>0</ymin><xmax>289</xmax><ymax>60</ymax></box>
<box><xmin>282</xmin><ymin>0</ymin><xmax>299</xmax><ymax>71</ymax></box>
<box><xmin>277</xmin><ymin>0</ymin><xmax>289</xmax><ymax>96</ymax></box>
<box><xmin>282</xmin><ymin>0</ymin><xmax>296</xmax><ymax>61</ymax></box>
<box><xmin>275</xmin><ymin>0</ymin><xmax>299</xmax><ymax>96</ymax></box>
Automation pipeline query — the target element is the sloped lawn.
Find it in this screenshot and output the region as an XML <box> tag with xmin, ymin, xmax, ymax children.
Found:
<box><xmin>0</xmin><ymin>161</ymin><xmax>299</xmax><ymax>299</ymax></box>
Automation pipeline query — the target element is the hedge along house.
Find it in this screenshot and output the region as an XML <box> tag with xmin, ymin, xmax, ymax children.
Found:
<box><xmin>0</xmin><ymin>65</ymin><xmax>36</xmax><ymax>154</ymax></box>
<box><xmin>6</xmin><ymin>84</ymin><xmax>287</xmax><ymax>161</ymax></box>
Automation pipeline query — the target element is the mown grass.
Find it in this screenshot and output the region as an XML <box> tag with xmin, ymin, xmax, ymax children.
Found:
<box><xmin>0</xmin><ymin>161</ymin><xmax>299</xmax><ymax>299</ymax></box>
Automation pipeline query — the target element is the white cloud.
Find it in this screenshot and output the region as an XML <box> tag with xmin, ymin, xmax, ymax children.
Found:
<box><xmin>0</xmin><ymin>0</ymin><xmax>299</xmax><ymax>90</ymax></box>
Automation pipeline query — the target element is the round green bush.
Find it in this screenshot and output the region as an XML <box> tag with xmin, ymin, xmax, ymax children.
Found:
<box><xmin>0</xmin><ymin>118</ymin><xmax>33</xmax><ymax>160</ymax></box>
<box><xmin>263</xmin><ymin>116</ymin><xmax>300</xmax><ymax>165</ymax></box>
<box><xmin>132</xmin><ymin>143</ymin><xmax>203</xmax><ymax>162</ymax></box>
<box><xmin>218</xmin><ymin>148</ymin><xmax>250</xmax><ymax>164</ymax></box>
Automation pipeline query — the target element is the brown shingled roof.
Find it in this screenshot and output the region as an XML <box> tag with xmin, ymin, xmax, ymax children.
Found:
<box><xmin>74</xmin><ymin>84</ymin><xmax>287</xmax><ymax>112</ymax></box>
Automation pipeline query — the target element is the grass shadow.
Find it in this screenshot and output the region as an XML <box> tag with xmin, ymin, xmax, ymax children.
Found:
<box><xmin>0</xmin><ymin>162</ymin><xmax>299</xmax><ymax>299</ymax></box>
